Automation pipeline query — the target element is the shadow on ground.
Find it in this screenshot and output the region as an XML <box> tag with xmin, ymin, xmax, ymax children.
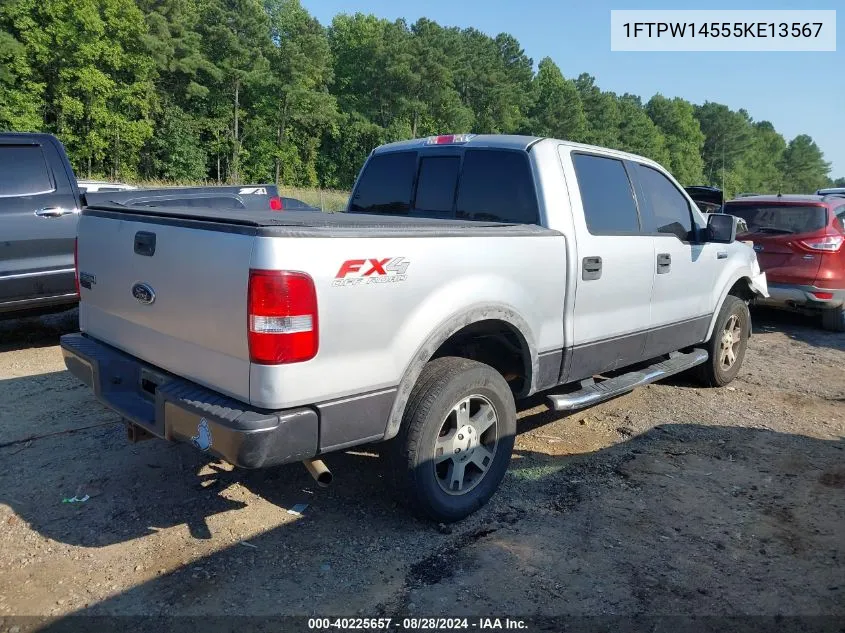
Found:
<box><xmin>750</xmin><ymin>306</ymin><xmax>845</xmax><ymax>352</ymax></box>
<box><xmin>0</xmin><ymin>308</ymin><xmax>79</xmax><ymax>352</ymax></box>
<box><xmin>3</xmin><ymin>414</ymin><xmax>841</xmax><ymax>624</ymax></box>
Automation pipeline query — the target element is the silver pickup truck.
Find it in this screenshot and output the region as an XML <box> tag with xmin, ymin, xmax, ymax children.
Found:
<box><xmin>61</xmin><ymin>134</ymin><xmax>768</xmax><ymax>522</ymax></box>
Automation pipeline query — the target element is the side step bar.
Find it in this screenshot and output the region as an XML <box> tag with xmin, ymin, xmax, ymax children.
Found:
<box><xmin>547</xmin><ymin>348</ymin><xmax>708</xmax><ymax>411</ymax></box>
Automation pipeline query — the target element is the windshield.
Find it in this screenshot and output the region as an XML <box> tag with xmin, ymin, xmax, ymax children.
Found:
<box><xmin>725</xmin><ymin>204</ymin><xmax>827</xmax><ymax>235</ymax></box>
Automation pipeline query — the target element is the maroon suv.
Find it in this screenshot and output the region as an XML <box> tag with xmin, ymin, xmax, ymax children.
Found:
<box><xmin>724</xmin><ymin>193</ymin><xmax>845</xmax><ymax>332</ymax></box>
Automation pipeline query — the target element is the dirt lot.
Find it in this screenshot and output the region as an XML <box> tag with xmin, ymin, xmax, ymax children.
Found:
<box><xmin>0</xmin><ymin>307</ymin><xmax>843</xmax><ymax>626</ymax></box>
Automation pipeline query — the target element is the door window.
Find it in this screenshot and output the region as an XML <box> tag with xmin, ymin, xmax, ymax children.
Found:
<box><xmin>638</xmin><ymin>165</ymin><xmax>694</xmax><ymax>241</ymax></box>
<box><xmin>0</xmin><ymin>145</ymin><xmax>53</xmax><ymax>197</ymax></box>
<box><xmin>571</xmin><ymin>153</ymin><xmax>641</xmax><ymax>234</ymax></box>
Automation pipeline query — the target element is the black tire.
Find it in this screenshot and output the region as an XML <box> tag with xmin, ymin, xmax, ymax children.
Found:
<box><xmin>389</xmin><ymin>356</ymin><xmax>516</xmax><ymax>523</ymax></box>
<box><xmin>821</xmin><ymin>306</ymin><xmax>845</xmax><ymax>332</ymax></box>
<box><xmin>696</xmin><ymin>295</ymin><xmax>751</xmax><ymax>387</ymax></box>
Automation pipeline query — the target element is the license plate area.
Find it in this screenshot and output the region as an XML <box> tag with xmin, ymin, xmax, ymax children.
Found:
<box><xmin>139</xmin><ymin>367</ymin><xmax>169</xmax><ymax>401</ymax></box>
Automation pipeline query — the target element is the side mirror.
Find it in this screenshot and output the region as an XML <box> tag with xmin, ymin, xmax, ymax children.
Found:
<box><xmin>707</xmin><ymin>213</ymin><xmax>738</xmax><ymax>244</ymax></box>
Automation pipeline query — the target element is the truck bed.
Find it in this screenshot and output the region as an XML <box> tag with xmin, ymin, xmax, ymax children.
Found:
<box><xmin>76</xmin><ymin>204</ymin><xmax>566</xmax><ymax>411</ymax></box>
<box><xmin>83</xmin><ymin>204</ymin><xmax>560</xmax><ymax>238</ymax></box>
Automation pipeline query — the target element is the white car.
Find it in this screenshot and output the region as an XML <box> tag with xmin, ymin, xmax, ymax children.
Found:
<box><xmin>76</xmin><ymin>180</ymin><xmax>137</xmax><ymax>193</ymax></box>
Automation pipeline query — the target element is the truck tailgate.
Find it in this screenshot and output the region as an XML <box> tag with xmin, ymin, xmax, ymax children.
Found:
<box><xmin>76</xmin><ymin>212</ymin><xmax>254</xmax><ymax>403</ymax></box>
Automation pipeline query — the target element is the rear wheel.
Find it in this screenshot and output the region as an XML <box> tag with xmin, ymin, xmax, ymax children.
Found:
<box><xmin>389</xmin><ymin>357</ymin><xmax>516</xmax><ymax>523</ymax></box>
<box><xmin>821</xmin><ymin>306</ymin><xmax>845</xmax><ymax>332</ymax></box>
<box><xmin>696</xmin><ymin>295</ymin><xmax>750</xmax><ymax>387</ymax></box>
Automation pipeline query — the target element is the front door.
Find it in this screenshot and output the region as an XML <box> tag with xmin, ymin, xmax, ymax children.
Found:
<box><xmin>630</xmin><ymin>162</ymin><xmax>720</xmax><ymax>358</ymax></box>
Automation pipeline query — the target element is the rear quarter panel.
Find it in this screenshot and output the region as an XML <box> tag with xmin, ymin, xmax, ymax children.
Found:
<box><xmin>249</xmin><ymin>233</ymin><xmax>567</xmax><ymax>409</ymax></box>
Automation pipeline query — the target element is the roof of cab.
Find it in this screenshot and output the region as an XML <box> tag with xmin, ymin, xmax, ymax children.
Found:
<box><xmin>373</xmin><ymin>134</ymin><xmax>543</xmax><ymax>153</ymax></box>
<box><xmin>371</xmin><ymin>133</ymin><xmax>665</xmax><ymax>167</ymax></box>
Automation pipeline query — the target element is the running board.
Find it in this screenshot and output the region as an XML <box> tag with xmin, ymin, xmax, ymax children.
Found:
<box><xmin>547</xmin><ymin>349</ymin><xmax>708</xmax><ymax>411</ymax></box>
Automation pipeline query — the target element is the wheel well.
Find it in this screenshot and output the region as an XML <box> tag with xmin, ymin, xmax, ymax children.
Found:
<box><xmin>431</xmin><ymin>319</ymin><xmax>531</xmax><ymax>396</ymax></box>
<box><xmin>728</xmin><ymin>278</ymin><xmax>756</xmax><ymax>302</ymax></box>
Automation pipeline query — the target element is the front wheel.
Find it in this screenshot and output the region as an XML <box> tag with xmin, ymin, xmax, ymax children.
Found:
<box><xmin>389</xmin><ymin>357</ymin><xmax>516</xmax><ymax>523</ymax></box>
<box><xmin>696</xmin><ymin>295</ymin><xmax>751</xmax><ymax>387</ymax></box>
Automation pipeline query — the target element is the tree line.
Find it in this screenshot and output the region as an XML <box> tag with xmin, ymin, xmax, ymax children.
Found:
<box><xmin>1</xmin><ymin>0</ymin><xmax>841</xmax><ymax>195</ymax></box>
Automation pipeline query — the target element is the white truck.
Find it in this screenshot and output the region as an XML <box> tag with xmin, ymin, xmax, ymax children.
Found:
<box><xmin>61</xmin><ymin>134</ymin><xmax>768</xmax><ymax>522</ymax></box>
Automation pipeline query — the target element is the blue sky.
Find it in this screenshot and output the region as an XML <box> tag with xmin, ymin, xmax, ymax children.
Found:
<box><xmin>301</xmin><ymin>0</ymin><xmax>844</xmax><ymax>179</ymax></box>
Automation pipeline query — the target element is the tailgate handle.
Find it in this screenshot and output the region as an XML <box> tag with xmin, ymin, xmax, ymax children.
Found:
<box><xmin>134</xmin><ymin>231</ymin><xmax>156</xmax><ymax>257</ymax></box>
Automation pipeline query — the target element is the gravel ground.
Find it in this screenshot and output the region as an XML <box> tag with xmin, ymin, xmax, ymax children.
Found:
<box><xmin>0</xmin><ymin>307</ymin><xmax>842</xmax><ymax>626</ymax></box>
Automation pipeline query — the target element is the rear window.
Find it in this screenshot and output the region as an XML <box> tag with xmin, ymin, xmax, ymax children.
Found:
<box><xmin>415</xmin><ymin>156</ymin><xmax>459</xmax><ymax>213</ymax></box>
<box><xmin>348</xmin><ymin>148</ymin><xmax>539</xmax><ymax>224</ymax></box>
<box><xmin>0</xmin><ymin>145</ymin><xmax>53</xmax><ymax>197</ymax></box>
<box><xmin>349</xmin><ymin>151</ymin><xmax>416</xmax><ymax>213</ymax></box>
<box><xmin>455</xmin><ymin>150</ymin><xmax>539</xmax><ymax>224</ymax></box>
<box><xmin>725</xmin><ymin>204</ymin><xmax>828</xmax><ymax>235</ymax></box>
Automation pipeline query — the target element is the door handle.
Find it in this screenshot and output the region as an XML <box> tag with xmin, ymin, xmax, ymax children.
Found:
<box><xmin>582</xmin><ymin>256</ymin><xmax>602</xmax><ymax>281</ymax></box>
<box><xmin>35</xmin><ymin>207</ymin><xmax>77</xmax><ymax>218</ymax></box>
<box><xmin>717</xmin><ymin>251</ymin><xmax>728</xmax><ymax>259</ymax></box>
<box><xmin>657</xmin><ymin>253</ymin><xmax>671</xmax><ymax>274</ymax></box>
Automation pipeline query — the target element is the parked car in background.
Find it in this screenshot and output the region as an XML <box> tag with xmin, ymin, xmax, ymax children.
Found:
<box><xmin>817</xmin><ymin>187</ymin><xmax>845</xmax><ymax>197</ymax></box>
<box><xmin>685</xmin><ymin>185</ymin><xmax>723</xmax><ymax>214</ymax></box>
<box><xmin>62</xmin><ymin>133</ymin><xmax>767</xmax><ymax>522</ymax></box>
<box><xmin>724</xmin><ymin>193</ymin><xmax>845</xmax><ymax>331</ymax></box>
<box><xmin>685</xmin><ymin>186</ymin><xmax>749</xmax><ymax>234</ymax></box>
<box><xmin>0</xmin><ymin>132</ymin><xmax>314</xmax><ymax>319</ymax></box>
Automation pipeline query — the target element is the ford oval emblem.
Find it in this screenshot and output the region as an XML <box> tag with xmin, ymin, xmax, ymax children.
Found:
<box><xmin>132</xmin><ymin>282</ymin><xmax>156</xmax><ymax>305</ymax></box>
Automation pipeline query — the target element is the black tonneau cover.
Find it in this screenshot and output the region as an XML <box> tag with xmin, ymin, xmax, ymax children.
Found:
<box><xmin>82</xmin><ymin>204</ymin><xmax>560</xmax><ymax>239</ymax></box>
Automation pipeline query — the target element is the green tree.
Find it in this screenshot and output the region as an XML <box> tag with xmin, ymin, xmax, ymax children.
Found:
<box><xmin>528</xmin><ymin>57</ymin><xmax>587</xmax><ymax>141</ymax></box>
<box><xmin>646</xmin><ymin>94</ymin><xmax>705</xmax><ymax>184</ymax></box>
<box><xmin>732</xmin><ymin>121</ymin><xmax>786</xmax><ymax>195</ymax></box>
<box><xmin>0</xmin><ymin>25</ymin><xmax>43</xmax><ymax>130</ymax></box>
<box><xmin>780</xmin><ymin>134</ymin><xmax>831</xmax><ymax>193</ymax></box>
<box><xmin>3</xmin><ymin>0</ymin><xmax>156</xmax><ymax>178</ymax></box>
<box><xmin>574</xmin><ymin>73</ymin><xmax>620</xmax><ymax>148</ymax></box>
<box><xmin>198</xmin><ymin>0</ymin><xmax>272</xmax><ymax>182</ymax></box>
<box><xmin>694</xmin><ymin>102</ymin><xmax>753</xmax><ymax>186</ymax></box>
<box><xmin>616</xmin><ymin>93</ymin><xmax>669</xmax><ymax>165</ymax></box>
<box><xmin>263</xmin><ymin>0</ymin><xmax>337</xmax><ymax>185</ymax></box>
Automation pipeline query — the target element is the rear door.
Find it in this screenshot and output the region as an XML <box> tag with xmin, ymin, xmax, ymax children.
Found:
<box><xmin>0</xmin><ymin>138</ymin><xmax>80</xmax><ymax>308</ymax></box>
<box><xmin>562</xmin><ymin>150</ymin><xmax>655</xmax><ymax>379</ymax></box>
<box><xmin>726</xmin><ymin>202</ymin><xmax>828</xmax><ymax>285</ymax></box>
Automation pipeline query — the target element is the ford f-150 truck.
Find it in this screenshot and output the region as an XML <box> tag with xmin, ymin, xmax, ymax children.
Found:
<box><xmin>61</xmin><ymin>133</ymin><xmax>768</xmax><ymax>522</ymax></box>
<box><xmin>0</xmin><ymin>132</ymin><xmax>314</xmax><ymax>319</ymax></box>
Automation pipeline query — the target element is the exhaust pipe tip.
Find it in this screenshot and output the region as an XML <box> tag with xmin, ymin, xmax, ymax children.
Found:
<box><xmin>303</xmin><ymin>458</ymin><xmax>333</xmax><ymax>488</ymax></box>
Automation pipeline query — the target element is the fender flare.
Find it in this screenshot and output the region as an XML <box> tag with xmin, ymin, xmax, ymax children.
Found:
<box><xmin>705</xmin><ymin>271</ymin><xmax>761</xmax><ymax>340</ymax></box>
<box><xmin>382</xmin><ymin>304</ymin><xmax>538</xmax><ymax>441</ymax></box>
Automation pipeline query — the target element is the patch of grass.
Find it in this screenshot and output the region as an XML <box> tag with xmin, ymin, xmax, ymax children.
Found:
<box><xmin>508</xmin><ymin>463</ymin><xmax>564</xmax><ymax>482</ymax></box>
<box><xmin>279</xmin><ymin>186</ymin><xmax>349</xmax><ymax>212</ymax></box>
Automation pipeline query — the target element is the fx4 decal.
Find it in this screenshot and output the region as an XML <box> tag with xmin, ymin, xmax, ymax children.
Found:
<box><xmin>238</xmin><ymin>187</ymin><xmax>267</xmax><ymax>195</ymax></box>
<box><xmin>332</xmin><ymin>257</ymin><xmax>411</xmax><ymax>287</ymax></box>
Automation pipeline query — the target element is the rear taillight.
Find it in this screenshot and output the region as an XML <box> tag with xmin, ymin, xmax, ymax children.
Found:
<box><xmin>811</xmin><ymin>291</ymin><xmax>834</xmax><ymax>300</ymax></box>
<box><xmin>798</xmin><ymin>235</ymin><xmax>843</xmax><ymax>252</ymax></box>
<box><xmin>247</xmin><ymin>270</ymin><xmax>318</xmax><ymax>364</ymax></box>
<box><xmin>269</xmin><ymin>196</ymin><xmax>283</xmax><ymax>211</ymax></box>
<box><xmin>73</xmin><ymin>238</ymin><xmax>80</xmax><ymax>296</ymax></box>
